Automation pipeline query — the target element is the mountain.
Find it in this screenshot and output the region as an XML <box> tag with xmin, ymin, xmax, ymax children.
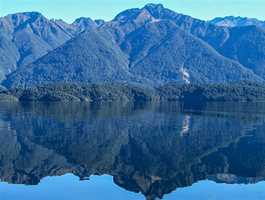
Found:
<box><xmin>4</xmin><ymin>19</ymin><xmax>262</xmax><ymax>88</ymax></box>
<box><xmin>210</xmin><ymin>16</ymin><xmax>265</xmax><ymax>28</ymax></box>
<box><xmin>1</xmin><ymin>4</ymin><xmax>265</xmax><ymax>88</ymax></box>
<box><xmin>209</xmin><ymin>17</ymin><xmax>265</xmax><ymax>78</ymax></box>
<box><xmin>104</xmin><ymin>3</ymin><xmax>211</xmax><ymax>44</ymax></box>
<box><xmin>105</xmin><ymin>4</ymin><xmax>265</xmax><ymax>81</ymax></box>
<box><xmin>72</xmin><ymin>17</ymin><xmax>98</xmax><ymax>32</ymax></box>
<box><xmin>0</xmin><ymin>12</ymin><xmax>98</xmax><ymax>82</ymax></box>
<box><xmin>3</xmin><ymin>29</ymin><xmax>134</xmax><ymax>88</ymax></box>
<box><xmin>215</xmin><ymin>26</ymin><xmax>265</xmax><ymax>79</ymax></box>
<box><xmin>0</xmin><ymin>12</ymin><xmax>75</xmax><ymax>81</ymax></box>
<box><xmin>125</xmin><ymin>21</ymin><xmax>260</xmax><ymax>84</ymax></box>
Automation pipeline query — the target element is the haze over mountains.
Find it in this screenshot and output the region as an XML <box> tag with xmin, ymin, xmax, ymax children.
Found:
<box><xmin>1</xmin><ymin>3</ymin><xmax>265</xmax><ymax>88</ymax></box>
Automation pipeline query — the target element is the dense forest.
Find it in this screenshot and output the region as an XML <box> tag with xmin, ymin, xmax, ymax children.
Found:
<box><xmin>1</xmin><ymin>82</ymin><xmax>265</xmax><ymax>103</ymax></box>
<box><xmin>157</xmin><ymin>81</ymin><xmax>265</xmax><ymax>102</ymax></box>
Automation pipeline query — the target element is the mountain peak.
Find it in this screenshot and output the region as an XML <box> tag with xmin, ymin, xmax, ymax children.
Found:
<box><xmin>143</xmin><ymin>3</ymin><xmax>164</xmax><ymax>10</ymax></box>
<box><xmin>6</xmin><ymin>11</ymin><xmax>44</xmax><ymax>21</ymax></box>
<box><xmin>73</xmin><ymin>17</ymin><xmax>96</xmax><ymax>32</ymax></box>
<box><xmin>74</xmin><ymin>17</ymin><xmax>93</xmax><ymax>23</ymax></box>
<box><xmin>113</xmin><ymin>3</ymin><xmax>168</xmax><ymax>24</ymax></box>
<box><xmin>2</xmin><ymin>11</ymin><xmax>47</xmax><ymax>28</ymax></box>
<box><xmin>0</xmin><ymin>11</ymin><xmax>49</xmax><ymax>34</ymax></box>
<box><xmin>20</xmin><ymin>11</ymin><xmax>43</xmax><ymax>18</ymax></box>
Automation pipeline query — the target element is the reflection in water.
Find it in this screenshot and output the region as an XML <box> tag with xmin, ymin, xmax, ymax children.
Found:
<box><xmin>180</xmin><ymin>114</ymin><xmax>191</xmax><ymax>136</ymax></box>
<box><xmin>0</xmin><ymin>102</ymin><xmax>265</xmax><ymax>200</ymax></box>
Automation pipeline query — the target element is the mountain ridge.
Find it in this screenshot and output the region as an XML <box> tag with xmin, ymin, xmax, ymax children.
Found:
<box><xmin>1</xmin><ymin>4</ymin><xmax>265</xmax><ymax>88</ymax></box>
<box><xmin>210</xmin><ymin>16</ymin><xmax>265</xmax><ymax>28</ymax></box>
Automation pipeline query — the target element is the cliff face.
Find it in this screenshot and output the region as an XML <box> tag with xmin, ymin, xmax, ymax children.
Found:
<box><xmin>0</xmin><ymin>102</ymin><xmax>265</xmax><ymax>199</ymax></box>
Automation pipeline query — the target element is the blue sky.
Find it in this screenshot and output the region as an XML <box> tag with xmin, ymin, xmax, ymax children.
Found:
<box><xmin>0</xmin><ymin>0</ymin><xmax>265</xmax><ymax>23</ymax></box>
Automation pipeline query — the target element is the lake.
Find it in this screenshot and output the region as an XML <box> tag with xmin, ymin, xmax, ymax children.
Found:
<box><xmin>0</xmin><ymin>101</ymin><xmax>265</xmax><ymax>200</ymax></box>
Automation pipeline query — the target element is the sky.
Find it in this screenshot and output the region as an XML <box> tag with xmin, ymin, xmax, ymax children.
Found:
<box><xmin>0</xmin><ymin>0</ymin><xmax>265</xmax><ymax>23</ymax></box>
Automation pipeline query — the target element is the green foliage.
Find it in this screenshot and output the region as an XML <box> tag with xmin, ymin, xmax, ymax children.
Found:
<box><xmin>1</xmin><ymin>82</ymin><xmax>265</xmax><ymax>102</ymax></box>
<box><xmin>7</xmin><ymin>84</ymin><xmax>157</xmax><ymax>103</ymax></box>
<box><xmin>158</xmin><ymin>81</ymin><xmax>265</xmax><ymax>102</ymax></box>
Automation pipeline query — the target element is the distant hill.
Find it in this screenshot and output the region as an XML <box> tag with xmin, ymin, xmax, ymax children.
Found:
<box><xmin>210</xmin><ymin>16</ymin><xmax>265</xmax><ymax>28</ymax></box>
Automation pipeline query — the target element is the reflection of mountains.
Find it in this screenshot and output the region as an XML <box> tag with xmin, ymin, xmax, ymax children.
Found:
<box><xmin>1</xmin><ymin>102</ymin><xmax>265</xmax><ymax>200</ymax></box>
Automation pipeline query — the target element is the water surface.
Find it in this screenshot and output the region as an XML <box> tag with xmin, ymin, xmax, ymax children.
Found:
<box><xmin>0</xmin><ymin>101</ymin><xmax>265</xmax><ymax>200</ymax></box>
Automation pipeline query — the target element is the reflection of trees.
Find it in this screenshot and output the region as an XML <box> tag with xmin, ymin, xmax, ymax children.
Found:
<box><xmin>0</xmin><ymin>102</ymin><xmax>265</xmax><ymax>199</ymax></box>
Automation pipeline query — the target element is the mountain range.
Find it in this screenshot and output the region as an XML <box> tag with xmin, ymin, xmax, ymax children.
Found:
<box><xmin>1</xmin><ymin>3</ymin><xmax>265</xmax><ymax>88</ymax></box>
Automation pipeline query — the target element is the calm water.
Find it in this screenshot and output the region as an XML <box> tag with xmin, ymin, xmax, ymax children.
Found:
<box><xmin>0</xmin><ymin>101</ymin><xmax>265</xmax><ymax>200</ymax></box>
